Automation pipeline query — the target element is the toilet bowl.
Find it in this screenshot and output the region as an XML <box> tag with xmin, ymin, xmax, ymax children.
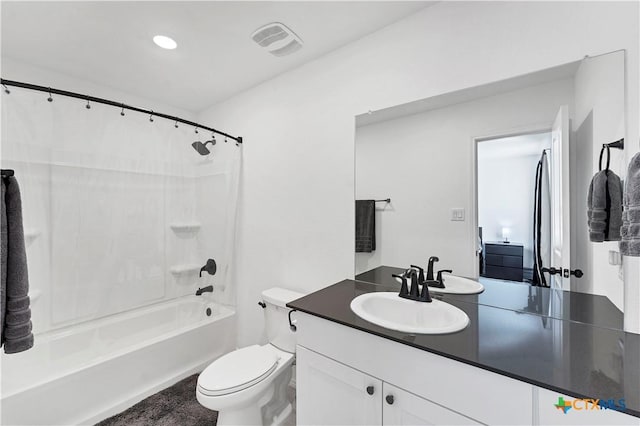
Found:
<box><xmin>196</xmin><ymin>287</ymin><xmax>304</xmax><ymax>426</ymax></box>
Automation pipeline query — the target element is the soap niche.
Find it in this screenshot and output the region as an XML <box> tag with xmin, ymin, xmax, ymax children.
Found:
<box><xmin>169</xmin><ymin>222</ymin><xmax>201</xmax><ymax>238</ymax></box>
<box><xmin>169</xmin><ymin>264</ymin><xmax>201</xmax><ymax>287</ymax></box>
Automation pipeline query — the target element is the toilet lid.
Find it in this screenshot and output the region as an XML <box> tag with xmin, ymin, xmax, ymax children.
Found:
<box><xmin>198</xmin><ymin>345</ymin><xmax>279</xmax><ymax>397</ymax></box>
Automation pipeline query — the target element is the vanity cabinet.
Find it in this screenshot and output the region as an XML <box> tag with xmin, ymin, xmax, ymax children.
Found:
<box><xmin>294</xmin><ymin>311</ymin><xmax>639</xmax><ymax>426</ymax></box>
<box><xmin>295</xmin><ymin>312</ymin><xmax>532</xmax><ymax>425</ymax></box>
<box><xmin>297</xmin><ymin>346</ymin><xmax>480</xmax><ymax>425</ymax></box>
<box><xmin>297</xmin><ymin>346</ymin><xmax>382</xmax><ymax>425</ymax></box>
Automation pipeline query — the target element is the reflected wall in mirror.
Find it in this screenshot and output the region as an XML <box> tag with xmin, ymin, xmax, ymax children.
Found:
<box><xmin>354</xmin><ymin>51</ymin><xmax>627</xmax><ymax>329</ymax></box>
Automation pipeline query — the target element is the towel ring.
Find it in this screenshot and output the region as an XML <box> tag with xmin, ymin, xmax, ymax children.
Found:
<box><xmin>599</xmin><ymin>145</ymin><xmax>611</xmax><ymax>171</ymax></box>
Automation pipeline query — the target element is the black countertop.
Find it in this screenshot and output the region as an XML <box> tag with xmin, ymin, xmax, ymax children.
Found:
<box><xmin>288</xmin><ymin>278</ymin><xmax>640</xmax><ymax>418</ymax></box>
<box><xmin>356</xmin><ymin>266</ymin><xmax>624</xmax><ymax>330</ymax></box>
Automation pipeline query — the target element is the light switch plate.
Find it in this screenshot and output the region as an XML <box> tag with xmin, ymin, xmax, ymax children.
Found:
<box><xmin>451</xmin><ymin>208</ymin><xmax>465</xmax><ymax>221</ymax></box>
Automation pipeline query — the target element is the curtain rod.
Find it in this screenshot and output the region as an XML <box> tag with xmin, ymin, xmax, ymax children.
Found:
<box><xmin>0</xmin><ymin>79</ymin><xmax>243</xmax><ymax>144</ymax></box>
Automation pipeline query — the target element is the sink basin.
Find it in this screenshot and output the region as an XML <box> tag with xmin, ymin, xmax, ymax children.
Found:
<box><xmin>428</xmin><ymin>274</ymin><xmax>484</xmax><ymax>295</ymax></box>
<box><xmin>350</xmin><ymin>292</ymin><xmax>469</xmax><ymax>334</ymax></box>
<box><xmin>394</xmin><ymin>274</ymin><xmax>484</xmax><ymax>295</ymax></box>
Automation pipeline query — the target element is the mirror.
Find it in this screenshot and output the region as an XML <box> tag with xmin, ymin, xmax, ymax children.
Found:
<box><xmin>354</xmin><ymin>51</ymin><xmax>627</xmax><ymax>330</ymax></box>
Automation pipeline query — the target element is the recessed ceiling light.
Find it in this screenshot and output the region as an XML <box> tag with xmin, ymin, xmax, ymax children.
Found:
<box><xmin>153</xmin><ymin>35</ymin><xmax>177</xmax><ymax>50</ymax></box>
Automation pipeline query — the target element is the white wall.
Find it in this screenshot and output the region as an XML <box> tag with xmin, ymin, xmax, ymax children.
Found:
<box><xmin>1</xmin><ymin>59</ymin><xmax>240</xmax><ymax>333</ymax></box>
<box><xmin>196</xmin><ymin>1</ymin><xmax>640</xmax><ymax>345</ymax></box>
<box><xmin>354</xmin><ymin>80</ymin><xmax>569</xmax><ymax>277</ymax></box>
<box><xmin>573</xmin><ymin>51</ymin><xmax>626</xmax><ymax>310</ymax></box>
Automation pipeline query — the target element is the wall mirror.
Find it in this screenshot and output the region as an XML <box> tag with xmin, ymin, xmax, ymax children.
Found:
<box><xmin>354</xmin><ymin>50</ymin><xmax>628</xmax><ymax>330</ymax></box>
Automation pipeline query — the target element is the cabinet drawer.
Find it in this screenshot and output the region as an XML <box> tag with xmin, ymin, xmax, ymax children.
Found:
<box><xmin>485</xmin><ymin>265</ymin><xmax>523</xmax><ymax>281</ymax></box>
<box><xmin>485</xmin><ymin>244</ymin><xmax>523</xmax><ymax>256</ymax></box>
<box><xmin>486</xmin><ymin>254</ymin><xmax>522</xmax><ymax>268</ymax></box>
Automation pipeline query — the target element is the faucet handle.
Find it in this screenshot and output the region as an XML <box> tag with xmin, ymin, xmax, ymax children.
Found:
<box><xmin>436</xmin><ymin>270</ymin><xmax>453</xmax><ymax>287</ymax></box>
<box><xmin>420</xmin><ymin>280</ymin><xmax>433</xmax><ymax>302</ymax></box>
<box><xmin>410</xmin><ymin>265</ymin><xmax>425</xmax><ymax>283</ymax></box>
<box><xmin>392</xmin><ymin>274</ymin><xmax>409</xmax><ymax>297</ymax></box>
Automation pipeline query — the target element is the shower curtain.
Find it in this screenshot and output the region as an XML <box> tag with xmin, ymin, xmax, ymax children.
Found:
<box><xmin>532</xmin><ymin>150</ymin><xmax>551</xmax><ymax>287</ymax></box>
<box><xmin>0</xmin><ymin>87</ymin><xmax>241</xmax><ymax>335</ymax></box>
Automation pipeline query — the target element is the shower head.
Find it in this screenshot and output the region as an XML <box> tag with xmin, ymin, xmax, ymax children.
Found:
<box><xmin>191</xmin><ymin>139</ymin><xmax>216</xmax><ymax>156</ymax></box>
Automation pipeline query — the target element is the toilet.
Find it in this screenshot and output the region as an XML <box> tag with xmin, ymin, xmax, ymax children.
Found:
<box><xmin>196</xmin><ymin>287</ymin><xmax>304</xmax><ymax>426</ymax></box>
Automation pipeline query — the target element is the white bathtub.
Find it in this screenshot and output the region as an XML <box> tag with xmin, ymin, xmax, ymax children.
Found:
<box><xmin>1</xmin><ymin>296</ymin><xmax>235</xmax><ymax>425</ymax></box>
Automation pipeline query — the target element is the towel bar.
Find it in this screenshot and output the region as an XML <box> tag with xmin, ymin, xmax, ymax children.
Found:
<box><xmin>604</xmin><ymin>138</ymin><xmax>624</xmax><ymax>150</ymax></box>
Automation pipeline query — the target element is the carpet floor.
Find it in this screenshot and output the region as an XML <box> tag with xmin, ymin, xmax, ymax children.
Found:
<box><xmin>96</xmin><ymin>375</ymin><xmax>217</xmax><ymax>426</ymax></box>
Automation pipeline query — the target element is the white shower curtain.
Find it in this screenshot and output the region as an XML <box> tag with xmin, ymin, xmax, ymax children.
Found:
<box><xmin>1</xmin><ymin>87</ymin><xmax>241</xmax><ymax>333</ymax></box>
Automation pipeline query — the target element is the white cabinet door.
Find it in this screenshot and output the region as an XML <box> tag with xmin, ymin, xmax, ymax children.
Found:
<box><xmin>297</xmin><ymin>346</ymin><xmax>383</xmax><ymax>426</ymax></box>
<box><xmin>537</xmin><ymin>388</ymin><xmax>639</xmax><ymax>426</ymax></box>
<box><xmin>382</xmin><ymin>383</ymin><xmax>483</xmax><ymax>426</ymax></box>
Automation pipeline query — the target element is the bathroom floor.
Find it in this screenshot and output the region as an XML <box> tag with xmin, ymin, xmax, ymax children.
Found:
<box><xmin>96</xmin><ymin>374</ymin><xmax>297</xmax><ymax>426</ymax></box>
<box><xmin>96</xmin><ymin>375</ymin><xmax>217</xmax><ymax>426</ymax></box>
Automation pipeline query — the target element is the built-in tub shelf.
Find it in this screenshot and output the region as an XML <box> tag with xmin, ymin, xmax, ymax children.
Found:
<box><xmin>169</xmin><ymin>264</ymin><xmax>202</xmax><ymax>277</ymax></box>
<box><xmin>169</xmin><ymin>222</ymin><xmax>201</xmax><ymax>234</ymax></box>
<box><xmin>24</xmin><ymin>228</ymin><xmax>41</xmax><ymax>246</ymax></box>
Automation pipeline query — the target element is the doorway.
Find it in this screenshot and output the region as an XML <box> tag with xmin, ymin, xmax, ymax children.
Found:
<box><xmin>476</xmin><ymin>131</ymin><xmax>552</xmax><ymax>286</ymax></box>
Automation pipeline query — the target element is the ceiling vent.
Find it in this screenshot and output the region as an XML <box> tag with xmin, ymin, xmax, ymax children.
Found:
<box><xmin>251</xmin><ymin>22</ymin><xmax>303</xmax><ymax>57</ymax></box>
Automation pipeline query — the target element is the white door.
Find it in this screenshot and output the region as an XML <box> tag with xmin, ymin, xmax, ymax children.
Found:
<box><xmin>550</xmin><ymin>105</ymin><xmax>571</xmax><ymax>290</ymax></box>
<box><xmin>382</xmin><ymin>383</ymin><xmax>482</xmax><ymax>425</ymax></box>
<box><xmin>296</xmin><ymin>346</ymin><xmax>383</xmax><ymax>426</ymax></box>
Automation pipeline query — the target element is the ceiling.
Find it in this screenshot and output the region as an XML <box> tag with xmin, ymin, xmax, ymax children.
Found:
<box><xmin>1</xmin><ymin>1</ymin><xmax>432</xmax><ymax>112</ymax></box>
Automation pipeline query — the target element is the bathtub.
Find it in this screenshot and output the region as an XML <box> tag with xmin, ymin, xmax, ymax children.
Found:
<box><xmin>1</xmin><ymin>296</ymin><xmax>235</xmax><ymax>425</ymax></box>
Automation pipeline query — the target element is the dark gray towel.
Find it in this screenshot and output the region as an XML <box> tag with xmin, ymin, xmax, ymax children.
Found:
<box><xmin>355</xmin><ymin>200</ymin><xmax>376</xmax><ymax>253</ymax></box>
<box><xmin>587</xmin><ymin>169</ymin><xmax>623</xmax><ymax>242</ymax></box>
<box><xmin>621</xmin><ymin>152</ymin><xmax>640</xmax><ymax>256</ymax></box>
<box><xmin>1</xmin><ymin>176</ymin><xmax>34</xmax><ymax>354</ymax></box>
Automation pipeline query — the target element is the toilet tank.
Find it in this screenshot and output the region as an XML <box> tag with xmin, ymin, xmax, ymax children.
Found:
<box><xmin>261</xmin><ymin>287</ymin><xmax>305</xmax><ymax>353</ymax></box>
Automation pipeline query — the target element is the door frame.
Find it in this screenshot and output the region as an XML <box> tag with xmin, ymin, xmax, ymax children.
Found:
<box><xmin>471</xmin><ymin>122</ymin><xmax>553</xmax><ymax>279</ymax></box>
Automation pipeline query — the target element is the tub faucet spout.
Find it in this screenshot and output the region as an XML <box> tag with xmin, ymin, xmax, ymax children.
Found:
<box><xmin>196</xmin><ymin>285</ymin><xmax>214</xmax><ymax>296</ymax></box>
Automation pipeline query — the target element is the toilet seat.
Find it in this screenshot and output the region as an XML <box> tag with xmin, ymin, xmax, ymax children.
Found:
<box><xmin>198</xmin><ymin>345</ymin><xmax>279</xmax><ymax>397</ymax></box>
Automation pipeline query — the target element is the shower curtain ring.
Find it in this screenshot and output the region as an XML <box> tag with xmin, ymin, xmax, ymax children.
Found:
<box><xmin>47</xmin><ymin>88</ymin><xmax>53</xmax><ymax>102</ymax></box>
<box><xmin>85</xmin><ymin>99</ymin><xmax>91</xmax><ymax>109</ymax></box>
<box><xmin>149</xmin><ymin>111</ymin><xmax>154</xmax><ymax>122</ymax></box>
<box><xmin>2</xmin><ymin>84</ymin><xmax>10</xmax><ymax>94</ymax></box>
<box><xmin>174</xmin><ymin>120</ymin><xmax>179</xmax><ymax>128</ymax></box>
<box><xmin>195</xmin><ymin>127</ymin><xmax>199</xmax><ymax>134</ymax></box>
